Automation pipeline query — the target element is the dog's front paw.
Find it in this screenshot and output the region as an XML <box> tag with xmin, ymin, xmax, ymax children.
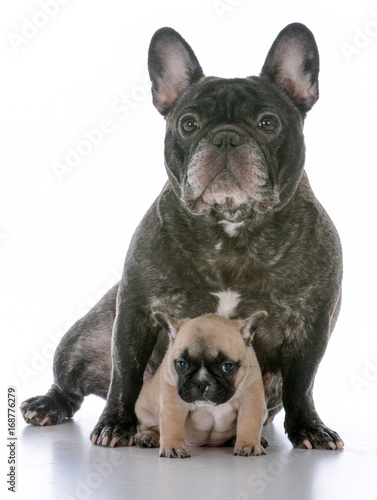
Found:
<box><xmin>159</xmin><ymin>444</ymin><xmax>191</xmax><ymax>458</ymax></box>
<box><xmin>285</xmin><ymin>420</ymin><xmax>344</xmax><ymax>450</ymax></box>
<box><xmin>20</xmin><ymin>395</ymin><xmax>66</xmax><ymax>426</ymax></box>
<box><xmin>134</xmin><ymin>430</ymin><xmax>160</xmax><ymax>448</ymax></box>
<box><xmin>90</xmin><ymin>416</ymin><xmax>136</xmax><ymax>447</ymax></box>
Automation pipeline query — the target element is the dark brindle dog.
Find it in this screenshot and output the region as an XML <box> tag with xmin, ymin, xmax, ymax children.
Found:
<box><xmin>21</xmin><ymin>23</ymin><xmax>344</xmax><ymax>450</ymax></box>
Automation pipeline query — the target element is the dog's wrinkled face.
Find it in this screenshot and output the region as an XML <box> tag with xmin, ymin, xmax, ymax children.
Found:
<box><xmin>148</xmin><ymin>24</ymin><xmax>319</xmax><ymax>222</ymax></box>
<box><xmin>155</xmin><ymin>312</ymin><xmax>267</xmax><ymax>406</ymax></box>
<box><xmin>165</xmin><ymin>77</ymin><xmax>303</xmax><ymax>222</ymax></box>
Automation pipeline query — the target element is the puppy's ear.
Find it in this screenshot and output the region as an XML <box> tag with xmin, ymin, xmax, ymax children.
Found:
<box><xmin>239</xmin><ymin>311</ymin><xmax>268</xmax><ymax>344</ymax></box>
<box><xmin>153</xmin><ymin>312</ymin><xmax>182</xmax><ymax>341</ymax></box>
<box><xmin>148</xmin><ymin>27</ymin><xmax>204</xmax><ymax>116</ymax></box>
<box><xmin>260</xmin><ymin>23</ymin><xmax>319</xmax><ymax>115</ymax></box>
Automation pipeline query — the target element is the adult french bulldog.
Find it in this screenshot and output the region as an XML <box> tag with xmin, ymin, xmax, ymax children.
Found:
<box><xmin>21</xmin><ymin>23</ymin><xmax>344</xmax><ymax>450</ymax></box>
<box><xmin>135</xmin><ymin>312</ymin><xmax>268</xmax><ymax>458</ymax></box>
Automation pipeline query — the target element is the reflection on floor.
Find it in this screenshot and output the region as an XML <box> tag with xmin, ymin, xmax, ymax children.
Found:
<box><xmin>17</xmin><ymin>395</ymin><xmax>375</xmax><ymax>500</ymax></box>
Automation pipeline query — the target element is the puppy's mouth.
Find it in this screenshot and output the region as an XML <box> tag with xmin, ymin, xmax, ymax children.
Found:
<box><xmin>193</xmin><ymin>400</ymin><xmax>217</xmax><ymax>407</ymax></box>
<box><xmin>178</xmin><ymin>384</ymin><xmax>235</xmax><ymax>406</ymax></box>
<box><xmin>194</xmin><ymin>384</ymin><xmax>217</xmax><ymax>406</ymax></box>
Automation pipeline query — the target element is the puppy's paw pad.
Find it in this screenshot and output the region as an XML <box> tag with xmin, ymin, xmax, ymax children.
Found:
<box><xmin>260</xmin><ymin>436</ymin><xmax>269</xmax><ymax>448</ymax></box>
<box><xmin>134</xmin><ymin>431</ymin><xmax>160</xmax><ymax>448</ymax></box>
<box><xmin>160</xmin><ymin>445</ymin><xmax>190</xmax><ymax>458</ymax></box>
<box><xmin>234</xmin><ymin>444</ymin><xmax>266</xmax><ymax>456</ymax></box>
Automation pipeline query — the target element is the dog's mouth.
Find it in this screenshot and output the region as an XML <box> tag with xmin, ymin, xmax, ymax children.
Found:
<box><xmin>181</xmin><ymin>141</ymin><xmax>280</xmax><ymax>221</ymax></box>
<box><xmin>183</xmin><ymin>186</ymin><xmax>279</xmax><ymax>222</ymax></box>
<box><xmin>184</xmin><ymin>194</ymin><xmax>279</xmax><ymax>217</ymax></box>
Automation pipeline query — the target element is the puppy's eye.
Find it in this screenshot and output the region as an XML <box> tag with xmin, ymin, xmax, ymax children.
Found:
<box><xmin>222</xmin><ymin>362</ymin><xmax>235</xmax><ymax>373</ymax></box>
<box><xmin>176</xmin><ymin>360</ymin><xmax>188</xmax><ymax>371</ymax></box>
<box><xmin>258</xmin><ymin>116</ymin><xmax>278</xmax><ymax>133</ymax></box>
<box><xmin>181</xmin><ymin>117</ymin><xmax>199</xmax><ymax>134</ymax></box>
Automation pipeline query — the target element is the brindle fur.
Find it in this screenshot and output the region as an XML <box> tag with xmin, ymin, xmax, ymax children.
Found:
<box><xmin>21</xmin><ymin>24</ymin><xmax>343</xmax><ymax>450</ymax></box>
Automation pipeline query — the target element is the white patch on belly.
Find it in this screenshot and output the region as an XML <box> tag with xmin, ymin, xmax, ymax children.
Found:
<box><xmin>212</xmin><ymin>290</ymin><xmax>241</xmax><ymax>318</ymax></box>
<box><xmin>215</xmin><ymin>241</ymin><xmax>222</xmax><ymax>251</ymax></box>
<box><xmin>219</xmin><ymin>220</ymin><xmax>244</xmax><ymax>237</ymax></box>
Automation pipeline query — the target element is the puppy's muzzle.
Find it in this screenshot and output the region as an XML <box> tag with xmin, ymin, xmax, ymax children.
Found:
<box><xmin>186</xmin><ymin>379</ymin><xmax>212</xmax><ymax>403</ymax></box>
<box><xmin>193</xmin><ymin>379</ymin><xmax>210</xmax><ymax>396</ymax></box>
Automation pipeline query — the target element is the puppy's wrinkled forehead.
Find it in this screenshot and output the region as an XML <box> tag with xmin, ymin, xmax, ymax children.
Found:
<box><xmin>173</xmin><ymin>316</ymin><xmax>246</xmax><ymax>360</ymax></box>
<box><xmin>180</xmin><ymin>337</ymin><xmax>219</xmax><ymax>361</ymax></box>
<box><xmin>177</xmin><ymin>346</ymin><xmax>234</xmax><ymax>373</ymax></box>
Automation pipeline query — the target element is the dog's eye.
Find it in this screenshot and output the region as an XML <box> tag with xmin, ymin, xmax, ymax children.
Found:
<box><xmin>258</xmin><ymin>116</ymin><xmax>278</xmax><ymax>133</ymax></box>
<box><xmin>222</xmin><ymin>362</ymin><xmax>235</xmax><ymax>373</ymax></box>
<box><xmin>176</xmin><ymin>360</ymin><xmax>188</xmax><ymax>371</ymax></box>
<box><xmin>181</xmin><ymin>117</ymin><xmax>199</xmax><ymax>134</ymax></box>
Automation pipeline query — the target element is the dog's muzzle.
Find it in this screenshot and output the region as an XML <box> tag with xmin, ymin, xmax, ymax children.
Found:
<box><xmin>210</xmin><ymin>129</ymin><xmax>244</xmax><ymax>149</ymax></box>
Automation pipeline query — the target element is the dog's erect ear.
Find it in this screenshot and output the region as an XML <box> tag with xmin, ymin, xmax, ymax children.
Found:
<box><xmin>153</xmin><ymin>312</ymin><xmax>183</xmax><ymax>341</ymax></box>
<box><xmin>148</xmin><ymin>27</ymin><xmax>204</xmax><ymax>116</ymax></box>
<box><xmin>239</xmin><ymin>311</ymin><xmax>268</xmax><ymax>344</ymax></box>
<box><xmin>260</xmin><ymin>23</ymin><xmax>319</xmax><ymax>115</ymax></box>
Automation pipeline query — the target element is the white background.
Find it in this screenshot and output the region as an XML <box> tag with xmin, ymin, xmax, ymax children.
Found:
<box><xmin>1</xmin><ymin>0</ymin><xmax>377</xmax><ymax>426</ymax></box>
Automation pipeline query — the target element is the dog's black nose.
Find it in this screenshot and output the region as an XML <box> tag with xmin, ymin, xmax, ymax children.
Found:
<box><xmin>211</xmin><ymin>130</ymin><xmax>243</xmax><ymax>148</ymax></box>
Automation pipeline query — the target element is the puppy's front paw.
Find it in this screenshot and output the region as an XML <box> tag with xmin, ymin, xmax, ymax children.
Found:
<box><xmin>260</xmin><ymin>436</ymin><xmax>269</xmax><ymax>448</ymax></box>
<box><xmin>159</xmin><ymin>444</ymin><xmax>190</xmax><ymax>458</ymax></box>
<box><xmin>234</xmin><ymin>441</ymin><xmax>266</xmax><ymax>457</ymax></box>
<box><xmin>134</xmin><ymin>430</ymin><xmax>160</xmax><ymax>448</ymax></box>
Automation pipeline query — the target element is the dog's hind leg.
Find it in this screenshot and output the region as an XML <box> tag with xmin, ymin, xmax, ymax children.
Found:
<box><xmin>263</xmin><ymin>372</ymin><xmax>283</xmax><ymax>425</ymax></box>
<box><xmin>20</xmin><ymin>284</ymin><xmax>118</xmax><ymax>426</ymax></box>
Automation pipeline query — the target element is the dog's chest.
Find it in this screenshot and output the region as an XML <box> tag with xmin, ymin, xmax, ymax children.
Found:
<box><xmin>195</xmin><ymin>219</ymin><xmax>296</xmax><ymax>288</ymax></box>
<box><xmin>184</xmin><ymin>401</ymin><xmax>238</xmax><ymax>446</ymax></box>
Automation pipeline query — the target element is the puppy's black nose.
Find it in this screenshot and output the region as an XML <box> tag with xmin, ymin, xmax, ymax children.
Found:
<box><xmin>193</xmin><ymin>380</ymin><xmax>210</xmax><ymax>394</ymax></box>
<box><xmin>211</xmin><ymin>130</ymin><xmax>243</xmax><ymax>148</ymax></box>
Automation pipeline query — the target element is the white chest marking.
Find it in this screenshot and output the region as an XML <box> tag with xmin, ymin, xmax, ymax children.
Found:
<box><xmin>212</xmin><ymin>290</ymin><xmax>241</xmax><ymax>318</ymax></box>
<box><xmin>219</xmin><ymin>220</ymin><xmax>244</xmax><ymax>237</ymax></box>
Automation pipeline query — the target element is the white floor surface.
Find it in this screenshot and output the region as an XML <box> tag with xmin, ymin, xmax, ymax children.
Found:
<box><xmin>14</xmin><ymin>395</ymin><xmax>376</xmax><ymax>500</ymax></box>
